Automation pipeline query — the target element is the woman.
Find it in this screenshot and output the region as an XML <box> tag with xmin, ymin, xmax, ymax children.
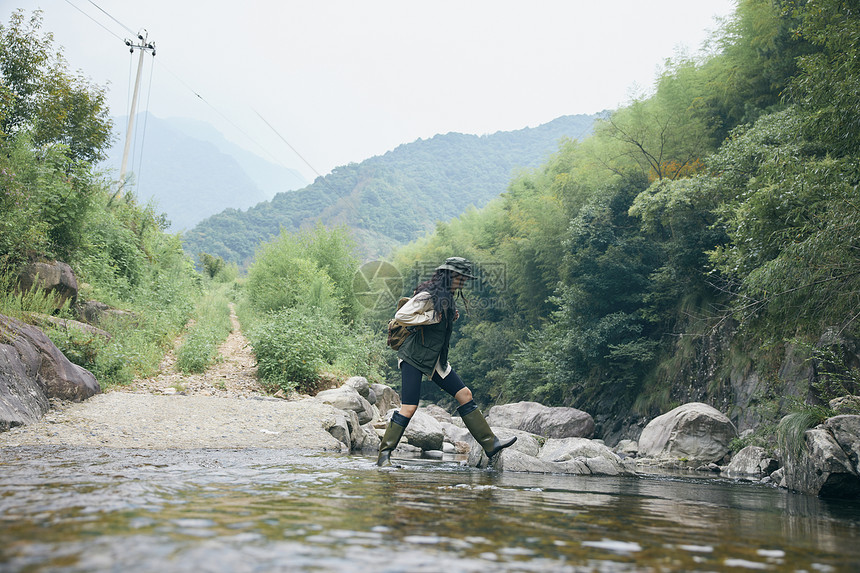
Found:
<box><xmin>377</xmin><ymin>256</ymin><xmax>517</xmax><ymax>466</ymax></box>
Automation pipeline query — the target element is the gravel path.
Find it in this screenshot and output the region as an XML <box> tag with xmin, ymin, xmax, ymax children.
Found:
<box><xmin>0</xmin><ymin>306</ymin><xmax>346</xmax><ymax>451</ymax></box>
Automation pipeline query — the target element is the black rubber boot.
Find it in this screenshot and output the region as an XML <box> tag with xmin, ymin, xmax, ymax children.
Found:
<box><xmin>377</xmin><ymin>412</ymin><xmax>410</xmax><ymax>467</ymax></box>
<box><xmin>458</xmin><ymin>400</ymin><xmax>517</xmax><ymax>457</ymax></box>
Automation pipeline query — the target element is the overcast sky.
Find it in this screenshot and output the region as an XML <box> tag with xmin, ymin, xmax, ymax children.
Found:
<box><xmin>8</xmin><ymin>0</ymin><xmax>736</xmax><ymax>181</ymax></box>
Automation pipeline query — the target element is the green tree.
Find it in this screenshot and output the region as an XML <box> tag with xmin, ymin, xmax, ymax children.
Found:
<box><xmin>0</xmin><ymin>9</ymin><xmax>113</xmax><ymax>163</ymax></box>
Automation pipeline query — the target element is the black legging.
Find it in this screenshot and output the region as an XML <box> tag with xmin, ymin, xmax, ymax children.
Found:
<box><xmin>400</xmin><ymin>360</ymin><xmax>466</xmax><ymax>406</ymax></box>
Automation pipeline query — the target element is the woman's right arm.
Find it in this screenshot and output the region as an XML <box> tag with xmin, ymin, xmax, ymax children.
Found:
<box><xmin>394</xmin><ymin>292</ymin><xmax>440</xmax><ymax>326</ymax></box>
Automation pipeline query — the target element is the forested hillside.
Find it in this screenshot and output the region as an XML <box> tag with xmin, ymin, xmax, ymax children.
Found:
<box><xmin>390</xmin><ymin>0</ymin><xmax>860</xmax><ymax>443</ymax></box>
<box><xmin>182</xmin><ymin>113</ymin><xmax>598</xmax><ymax>264</ymax></box>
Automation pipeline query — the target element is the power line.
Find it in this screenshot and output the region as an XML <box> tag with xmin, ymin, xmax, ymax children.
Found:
<box><xmin>62</xmin><ymin>0</ymin><xmax>318</xmax><ymax>185</ymax></box>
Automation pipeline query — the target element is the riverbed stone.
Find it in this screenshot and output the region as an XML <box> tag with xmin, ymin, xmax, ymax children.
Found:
<box><xmin>315</xmin><ymin>385</ymin><xmax>375</xmax><ymax>424</ymax></box>
<box><xmin>638</xmin><ymin>402</ymin><xmax>737</xmax><ymax>463</ymax></box>
<box><xmin>487</xmin><ymin>401</ymin><xmax>595</xmax><ymax>438</ymax></box>
<box><xmin>402</xmin><ymin>410</ymin><xmax>444</xmax><ymax>451</ymax></box>
<box><xmin>423</xmin><ymin>403</ymin><xmax>453</xmax><ymax>424</ymax></box>
<box><xmin>323</xmin><ymin>410</ymin><xmax>351</xmax><ymax>451</ymax></box>
<box><xmin>725</xmin><ymin>445</ymin><xmax>775</xmax><ymax>477</ymax></box>
<box><xmin>441</xmin><ymin>421</ymin><xmax>470</xmax><ymax>446</ymax></box>
<box><xmin>492</xmin><ymin>449</ymin><xmax>559</xmax><ymax>473</ymax></box>
<box><xmin>615</xmin><ymin>439</ymin><xmax>639</xmax><ymax>456</ymax></box>
<box><xmin>370</xmin><ymin>383</ymin><xmax>400</xmax><ymax>415</ymax></box>
<box><xmin>783</xmin><ymin>427</ymin><xmax>860</xmax><ymax>498</ymax></box>
<box><xmin>538</xmin><ymin>437</ymin><xmax>628</xmax><ymax>476</ymax></box>
<box><xmin>467</xmin><ymin>428</ymin><xmax>542</xmax><ymax>469</ymax></box>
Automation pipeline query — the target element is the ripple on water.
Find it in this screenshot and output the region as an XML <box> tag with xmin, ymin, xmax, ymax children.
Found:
<box><xmin>1</xmin><ymin>445</ymin><xmax>860</xmax><ymax>572</ymax></box>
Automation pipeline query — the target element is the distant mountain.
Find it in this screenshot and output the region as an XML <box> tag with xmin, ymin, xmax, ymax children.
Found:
<box><xmin>101</xmin><ymin>114</ymin><xmax>308</xmax><ymax>231</ymax></box>
<box><xmin>182</xmin><ymin>113</ymin><xmax>601</xmax><ymax>264</ymax></box>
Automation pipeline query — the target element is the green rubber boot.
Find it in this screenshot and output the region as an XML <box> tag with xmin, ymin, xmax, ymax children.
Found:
<box><xmin>458</xmin><ymin>400</ymin><xmax>517</xmax><ymax>457</ymax></box>
<box><xmin>377</xmin><ymin>412</ymin><xmax>410</xmax><ymax>467</ymax></box>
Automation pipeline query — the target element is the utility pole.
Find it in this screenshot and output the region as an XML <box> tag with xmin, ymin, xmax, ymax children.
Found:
<box><xmin>119</xmin><ymin>30</ymin><xmax>156</xmax><ymax>191</ymax></box>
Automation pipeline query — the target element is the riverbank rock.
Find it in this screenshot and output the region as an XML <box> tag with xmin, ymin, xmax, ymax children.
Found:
<box><xmin>486</xmin><ymin>401</ymin><xmax>595</xmax><ymax>438</ymax></box>
<box><xmin>783</xmin><ymin>420</ymin><xmax>860</xmax><ymax>499</ymax></box>
<box><xmin>370</xmin><ymin>383</ymin><xmax>400</xmax><ymax>414</ymax></box>
<box><xmin>725</xmin><ymin>445</ymin><xmax>779</xmax><ymax>479</ymax></box>
<box><xmin>465</xmin><ymin>427</ymin><xmax>631</xmax><ymax>476</ymax></box>
<box><xmin>0</xmin><ymin>314</ymin><xmax>100</xmax><ymax>408</ymax></box>
<box><xmin>17</xmin><ymin>261</ymin><xmax>78</xmax><ymax>311</ymax></box>
<box><xmin>638</xmin><ymin>402</ymin><xmax>737</xmax><ymax>464</ymax></box>
<box><xmin>315</xmin><ymin>385</ymin><xmax>376</xmax><ymax>425</ymax></box>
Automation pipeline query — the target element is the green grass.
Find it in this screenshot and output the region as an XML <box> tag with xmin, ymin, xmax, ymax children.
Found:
<box><xmin>174</xmin><ymin>284</ymin><xmax>233</xmax><ymax>374</ymax></box>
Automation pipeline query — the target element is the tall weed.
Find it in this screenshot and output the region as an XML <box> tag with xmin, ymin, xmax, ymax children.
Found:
<box><xmin>175</xmin><ymin>285</ymin><xmax>233</xmax><ymax>373</ymax></box>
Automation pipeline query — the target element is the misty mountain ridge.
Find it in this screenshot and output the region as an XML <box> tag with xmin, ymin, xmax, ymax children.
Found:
<box><xmin>182</xmin><ymin>112</ymin><xmax>602</xmax><ymax>265</ymax></box>
<box><xmin>101</xmin><ymin>113</ymin><xmax>308</xmax><ymax>231</ymax></box>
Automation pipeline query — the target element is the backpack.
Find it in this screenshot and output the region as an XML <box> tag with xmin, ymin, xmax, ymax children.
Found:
<box><xmin>386</xmin><ymin>297</ymin><xmax>413</xmax><ymax>350</ymax></box>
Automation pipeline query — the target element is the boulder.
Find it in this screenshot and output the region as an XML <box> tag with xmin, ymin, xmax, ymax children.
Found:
<box><xmin>344</xmin><ymin>376</ymin><xmax>371</xmax><ymax>400</ymax></box>
<box><xmin>321</xmin><ymin>409</ymin><xmax>351</xmax><ymax>452</ymax></box>
<box><xmin>487</xmin><ymin>401</ymin><xmax>595</xmax><ymax>438</ymax></box>
<box><xmin>725</xmin><ymin>446</ymin><xmax>778</xmax><ymax>478</ymax></box>
<box><xmin>783</xmin><ymin>426</ymin><xmax>860</xmax><ymax>498</ymax></box>
<box><xmin>615</xmin><ymin>439</ymin><xmax>639</xmax><ymax>456</ymax></box>
<box><xmin>440</xmin><ymin>421</ymin><xmax>471</xmax><ymax>446</ymax></box>
<box><xmin>17</xmin><ymin>261</ymin><xmax>78</xmax><ymax>310</ymax></box>
<box><xmin>467</xmin><ymin>428</ymin><xmax>542</xmax><ymax>469</ymax></box>
<box><xmin>824</xmin><ymin>415</ymin><xmax>860</xmax><ymax>472</ymax></box>
<box><xmin>537</xmin><ymin>437</ymin><xmax>628</xmax><ymax>476</ymax></box>
<box><xmin>315</xmin><ymin>385</ymin><xmax>375</xmax><ymax>424</ymax></box>
<box><xmin>0</xmin><ymin>314</ymin><xmax>100</xmax><ymax>403</ymax></box>
<box><xmin>402</xmin><ymin>410</ymin><xmax>444</xmax><ymax>451</ymax></box>
<box><xmin>0</xmin><ymin>336</ymin><xmax>50</xmax><ymax>431</ymax></box>
<box><xmin>638</xmin><ymin>402</ymin><xmax>737</xmax><ymax>463</ymax></box>
<box><xmin>76</xmin><ymin>300</ymin><xmax>138</xmax><ymax>327</ymax></box>
<box><xmin>423</xmin><ymin>403</ymin><xmax>453</xmax><ymax>424</ymax></box>
<box><xmin>370</xmin><ymin>383</ymin><xmax>401</xmax><ymax>415</ymax></box>
<box><xmin>829</xmin><ymin>395</ymin><xmax>860</xmax><ymax>416</ymax></box>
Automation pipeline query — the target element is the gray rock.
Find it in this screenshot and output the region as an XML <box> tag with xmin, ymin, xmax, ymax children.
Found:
<box><xmin>370</xmin><ymin>383</ymin><xmax>400</xmax><ymax>414</ymax></box>
<box><xmin>77</xmin><ymin>300</ymin><xmax>138</xmax><ymax>327</ymax></box>
<box><xmin>403</xmin><ymin>411</ymin><xmax>444</xmax><ymax>451</ymax></box>
<box><xmin>537</xmin><ymin>437</ymin><xmax>628</xmax><ymax>476</ymax></box>
<box><xmin>829</xmin><ymin>396</ymin><xmax>860</xmax><ymax>415</ymax></box>
<box><xmin>423</xmin><ymin>403</ymin><xmax>453</xmax><ymax>424</ymax></box>
<box><xmin>771</xmin><ymin>467</ymin><xmax>786</xmax><ymax>488</ymax></box>
<box><xmin>824</xmin><ymin>415</ymin><xmax>860</xmax><ymax>472</ymax></box>
<box><xmin>638</xmin><ymin>402</ymin><xmax>738</xmax><ymax>463</ymax></box>
<box><xmin>615</xmin><ymin>439</ymin><xmax>639</xmax><ymax>456</ymax></box>
<box><xmin>344</xmin><ymin>376</ymin><xmax>370</xmax><ymax>399</ymax></box>
<box><xmin>315</xmin><ymin>385</ymin><xmax>374</xmax><ymax>424</ymax></box>
<box><xmin>467</xmin><ymin>428</ymin><xmax>542</xmax><ymax>469</ymax></box>
<box><xmin>17</xmin><ymin>261</ymin><xmax>78</xmax><ymax>311</ymax></box>
<box><xmin>322</xmin><ymin>410</ymin><xmax>350</xmax><ymax>451</ymax></box>
<box><xmin>726</xmin><ymin>446</ymin><xmax>772</xmax><ymax>477</ymax></box>
<box><xmin>0</xmin><ymin>314</ymin><xmax>100</xmax><ymax>405</ymax></box>
<box><xmin>0</xmin><ymin>339</ymin><xmax>50</xmax><ymax>431</ymax></box>
<box><xmin>440</xmin><ymin>421</ymin><xmax>471</xmax><ymax>445</ymax></box>
<box><xmin>487</xmin><ymin>401</ymin><xmax>595</xmax><ymax>438</ymax></box>
<box><xmin>783</xmin><ymin>427</ymin><xmax>860</xmax><ymax>498</ymax></box>
<box><xmin>493</xmin><ymin>449</ymin><xmax>559</xmax><ymax>473</ymax></box>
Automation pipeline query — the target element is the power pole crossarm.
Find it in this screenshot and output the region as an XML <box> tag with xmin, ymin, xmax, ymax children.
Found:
<box><xmin>119</xmin><ymin>30</ymin><xmax>156</xmax><ymax>191</ymax></box>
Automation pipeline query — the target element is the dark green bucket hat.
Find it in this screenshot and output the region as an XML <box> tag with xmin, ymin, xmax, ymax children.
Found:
<box><xmin>436</xmin><ymin>257</ymin><xmax>477</xmax><ymax>279</ymax></box>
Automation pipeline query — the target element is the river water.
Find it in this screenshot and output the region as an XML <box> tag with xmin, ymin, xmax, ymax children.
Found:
<box><xmin>1</xmin><ymin>447</ymin><xmax>858</xmax><ymax>572</ymax></box>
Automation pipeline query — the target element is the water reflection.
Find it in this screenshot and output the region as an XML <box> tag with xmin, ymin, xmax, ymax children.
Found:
<box><xmin>1</xmin><ymin>446</ymin><xmax>859</xmax><ymax>572</ymax></box>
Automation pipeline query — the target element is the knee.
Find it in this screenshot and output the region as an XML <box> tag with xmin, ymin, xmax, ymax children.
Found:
<box><xmin>455</xmin><ymin>387</ymin><xmax>473</xmax><ymax>404</ymax></box>
<box><xmin>399</xmin><ymin>404</ymin><xmax>417</xmax><ymax>418</ymax></box>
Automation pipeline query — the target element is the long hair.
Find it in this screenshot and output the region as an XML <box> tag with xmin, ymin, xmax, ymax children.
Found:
<box><xmin>414</xmin><ymin>269</ymin><xmax>457</xmax><ymax>320</ymax></box>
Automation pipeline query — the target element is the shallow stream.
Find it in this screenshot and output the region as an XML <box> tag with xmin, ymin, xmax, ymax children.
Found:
<box><xmin>1</xmin><ymin>447</ymin><xmax>858</xmax><ymax>572</ymax></box>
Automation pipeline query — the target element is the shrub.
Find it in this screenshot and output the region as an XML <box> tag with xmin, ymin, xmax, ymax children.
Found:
<box><xmin>250</xmin><ymin>306</ymin><xmax>342</xmax><ymax>394</ymax></box>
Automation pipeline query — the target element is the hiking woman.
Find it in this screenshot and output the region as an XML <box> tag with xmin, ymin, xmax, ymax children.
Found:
<box><xmin>377</xmin><ymin>256</ymin><xmax>517</xmax><ymax>466</ymax></box>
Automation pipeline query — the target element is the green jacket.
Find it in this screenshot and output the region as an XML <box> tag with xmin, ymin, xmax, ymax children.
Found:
<box><xmin>395</xmin><ymin>292</ymin><xmax>455</xmax><ymax>376</ymax></box>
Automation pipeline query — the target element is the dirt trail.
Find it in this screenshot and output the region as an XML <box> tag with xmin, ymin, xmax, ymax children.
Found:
<box><xmin>122</xmin><ymin>303</ymin><xmax>267</xmax><ymax>398</ymax></box>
